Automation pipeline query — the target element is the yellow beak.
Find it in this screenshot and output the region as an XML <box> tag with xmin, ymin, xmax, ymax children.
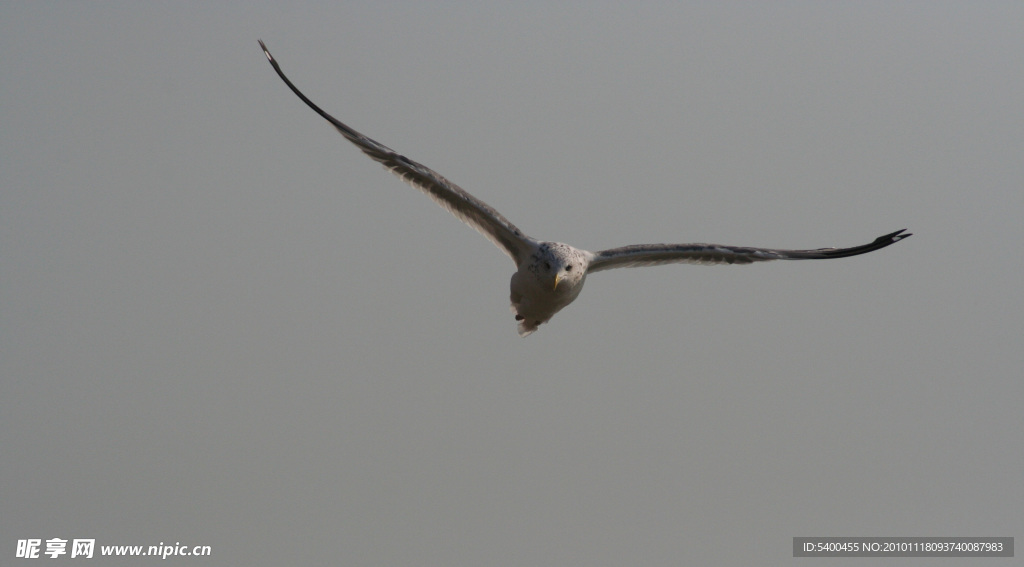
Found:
<box><xmin>553</xmin><ymin>274</ymin><xmax>563</xmax><ymax>291</ymax></box>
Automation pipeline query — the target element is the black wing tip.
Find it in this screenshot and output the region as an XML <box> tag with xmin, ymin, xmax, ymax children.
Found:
<box><xmin>859</xmin><ymin>228</ymin><xmax>913</xmax><ymax>252</ymax></box>
<box><xmin>880</xmin><ymin>228</ymin><xmax>912</xmax><ymax>243</ymax></box>
<box><xmin>816</xmin><ymin>228</ymin><xmax>911</xmax><ymax>258</ymax></box>
<box><xmin>257</xmin><ymin>39</ymin><xmax>272</xmax><ymax>61</ymax></box>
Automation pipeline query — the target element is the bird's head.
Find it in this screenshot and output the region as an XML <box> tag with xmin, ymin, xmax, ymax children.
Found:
<box><xmin>534</xmin><ymin>242</ymin><xmax>588</xmax><ymax>293</ymax></box>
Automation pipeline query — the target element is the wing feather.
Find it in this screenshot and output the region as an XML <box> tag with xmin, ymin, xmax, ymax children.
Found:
<box><xmin>587</xmin><ymin>229</ymin><xmax>910</xmax><ymax>273</ymax></box>
<box><xmin>259</xmin><ymin>40</ymin><xmax>534</xmax><ymax>264</ymax></box>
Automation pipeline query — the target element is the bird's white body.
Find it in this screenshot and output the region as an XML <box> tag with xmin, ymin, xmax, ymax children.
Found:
<box><xmin>259</xmin><ymin>41</ymin><xmax>910</xmax><ymax>337</ymax></box>
<box><xmin>510</xmin><ymin>242</ymin><xmax>591</xmax><ymax>336</ymax></box>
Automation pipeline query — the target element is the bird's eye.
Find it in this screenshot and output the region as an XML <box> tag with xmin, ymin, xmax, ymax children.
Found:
<box><xmin>544</xmin><ymin>262</ymin><xmax>551</xmax><ymax>271</ymax></box>
<box><xmin>566</xmin><ymin>265</ymin><xmax>573</xmax><ymax>271</ymax></box>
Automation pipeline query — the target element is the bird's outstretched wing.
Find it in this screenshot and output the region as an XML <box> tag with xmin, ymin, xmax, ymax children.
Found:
<box><xmin>258</xmin><ymin>40</ymin><xmax>535</xmax><ymax>264</ymax></box>
<box><xmin>587</xmin><ymin>229</ymin><xmax>910</xmax><ymax>273</ymax></box>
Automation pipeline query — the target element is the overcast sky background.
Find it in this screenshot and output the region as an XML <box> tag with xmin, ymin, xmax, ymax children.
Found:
<box><xmin>2</xmin><ymin>2</ymin><xmax>1021</xmax><ymax>565</ymax></box>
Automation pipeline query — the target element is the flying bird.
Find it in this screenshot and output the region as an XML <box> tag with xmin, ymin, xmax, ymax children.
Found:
<box><xmin>258</xmin><ymin>40</ymin><xmax>910</xmax><ymax>337</ymax></box>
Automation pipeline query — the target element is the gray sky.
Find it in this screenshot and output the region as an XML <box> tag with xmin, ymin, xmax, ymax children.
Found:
<box><xmin>2</xmin><ymin>2</ymin><xmax>1021</xmax><ymax>565</ymax></box>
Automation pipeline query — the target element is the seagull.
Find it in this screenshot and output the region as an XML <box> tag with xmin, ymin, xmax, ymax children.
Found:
<box><xmin>259</xmin><ymin>40</ymin><xmax>910</xmax><ymax>337</ymax></box>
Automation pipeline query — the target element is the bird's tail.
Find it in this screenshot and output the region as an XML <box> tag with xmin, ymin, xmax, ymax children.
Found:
<box><xmin>517</xmin><ymin>320</ymin><xmax>539</xmax><ymax>337</ymax></box>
